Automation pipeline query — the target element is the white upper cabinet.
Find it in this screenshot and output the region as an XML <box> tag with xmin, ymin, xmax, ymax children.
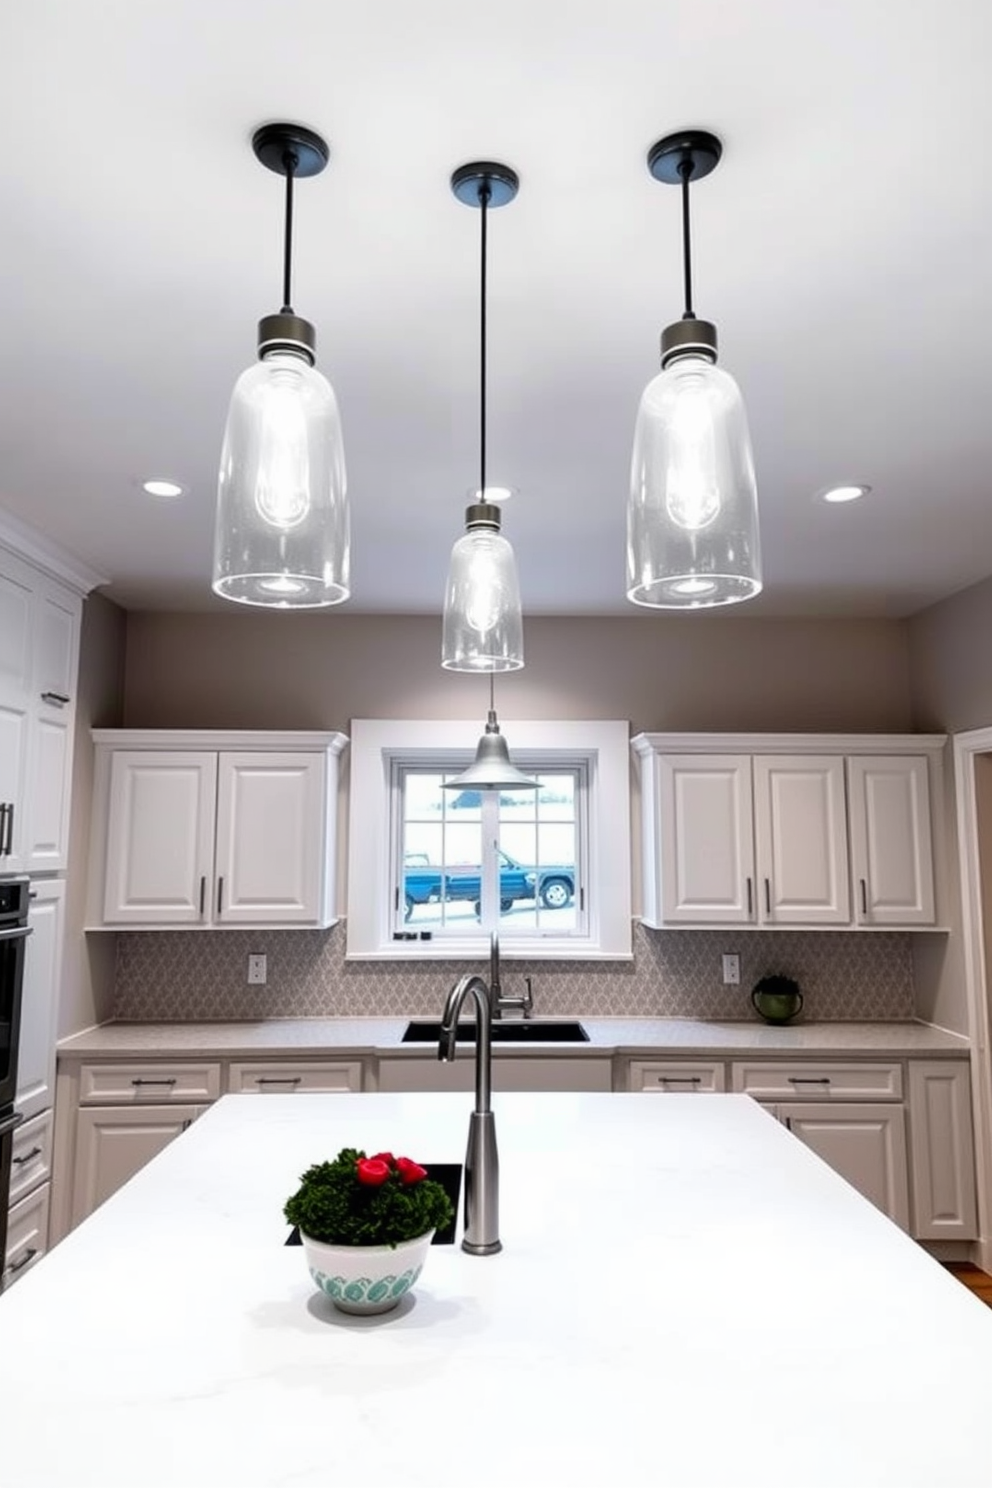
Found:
<box><xmin>753</xmin><ymin>755</ymin><xmax>850</xmax><ymax>924</ymax></box>
<box><xmin>847</xmin><ymin>756</ymin><xmax>935</xmax><ymax>925</ymax></box>
<box><xmin>0</xmin><ymin>549</ymin><xmax>81</xmax><ymax>874</ymax></box>
<box><xmin>89</xmin><ymin>731</ymin><xmax>348</xmax><ymax>930</ymax></box>
<box><xmin>654</xmin><ymin>754</ymin><xmax>755</xmax><ymax>924</ymax></box>
<box><xmin>633</xmin><ymin>733</ymin><xmax>944</xmax><ymax>931</ymax></box>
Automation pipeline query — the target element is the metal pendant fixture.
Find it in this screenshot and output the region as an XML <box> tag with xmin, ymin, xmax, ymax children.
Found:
<box><xmin>441</xmin><ymin>162</ymin><xmax>533</xmax><ymax>795</ymax></box>
<box><xmin>213</xmin><ymin>122</ymin><xmax>349</xmax><ymax>608</ymax></box>
<box><xmin>627</xmin><ymin>129</ymin><xmax>761</xmax><ymax>609</ymax></box>
<box><xmin>442</xmin><ymin>678</ymin><xmax>538</xmax><ymax>794</ymax></box>
<box><xmin>442</xmin><ymin>163</ymin><xmax>524</xmax><ymax>672</ymax></box>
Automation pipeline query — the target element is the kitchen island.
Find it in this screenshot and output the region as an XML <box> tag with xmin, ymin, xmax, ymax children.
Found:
<box><xmin>5</xmin><ymin>1090</ymin><xmax>992</xmax><ymax>1487</ymax></box>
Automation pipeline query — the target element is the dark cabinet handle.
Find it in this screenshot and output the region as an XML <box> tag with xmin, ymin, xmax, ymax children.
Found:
<box><xmin>255</xmin><ymin>1076</ymin><xmax>303</xmax><ymax>1086</ymax></box>
<box><xmin>131</xmin><ymin>1077</ymin><xmax>178</xmax><ymax>1087</ymax></box>
<box><xmin>4</xmin><ymin>801</ymin><xmax>12</xmax><ymax>857</ymax></box>
<box><xmin>658</xmin><ymin>1075</ymin><xmax>703</xmax><ymax>1088</ymax></box>
<box><xmin>199</xmin><ymin>875</ymin><xmax>206</xmax><ymax>916</ymax></box>
<box><xmin>0</xmin><ymin>803</ymin><xmax>6</xmax><ymax>856</ymax></box>
<box><xmin>788</xmin><ymin>1076</ymin><xmax>831</xmax><ymax>1086</ymax></box>
<box><xmin>746</xmin><ymin>877</ymin><xmax>753</xmax><ymax>917</ymax></box>
<box><xmin>7</xmin><ymin>1248</ymin><xmax>38</xmax><ymax>1276</ymax></box>
<box><xmin>11</xmin><ymin>1146</ymin><xmax>42</xmax><ymax>1166</ymax></box>
<box><xmin>860</xmin><ymin>878</ymin><xmax>868</xmax><ymax>916</ymax></box>
<box><xmin>764</xmin><ymin>877</ymin><xmax>771</xmax><ymax>915</ymax></box>
<box><xmin>40</xmin><ymin>691</ymin><xmax>70</xmax><ymax>706</ymax></box>
<box><xmin>217</xmin><ymin>877</ymin><xmax>224</xmax><ymax>915</ymax></box>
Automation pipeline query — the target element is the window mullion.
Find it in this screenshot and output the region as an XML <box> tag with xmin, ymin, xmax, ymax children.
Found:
<box><xmin>479</xmin><ymin>792</ymin><xmax>500</xmax><ymax>929</ymax></box>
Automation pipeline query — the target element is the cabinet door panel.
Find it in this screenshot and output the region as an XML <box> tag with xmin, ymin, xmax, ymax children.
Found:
<box><xmin>907</xmin><ymin>1062</ymin><xmax>977</xmax><ymax>1240</ymax></box>
<box><xmin>71</xmin><ymin>1105</ymin><xmax>205</xmax><ymax>1227</ymax></box>
<box><xmin>16</xmin><ymin>878</ymin><xmax>65</xmax><ymax>1121</ymax></box>
<box><xmin>658</xmin><ymin>754</ymin><xmax>754</xmax><ymax>923</ymax></box>
<box><xmin>103</xmin><ymin>752</ymin><xmax>217</xmax><ymax>923</ymax></box>
<box><xmin>23</xmin><ymin>712</ymin><xmax>71</xmax><ymax>870</ymax></box>
<box><xmin>782</xmin><ymin>1101</ymin><xmax>909</xmax><ymax>1229</ymax></box>
<box><xmin>214</xmin><ymin>753</ymin><xmax>325</xmax><ymax>923</ymax></box>
<box><xmin>33</xmin><ymin>585</ymin><xmax>78</xmax><ymax>701</ymax></box>
<box><xmin>754</xmin><ymin>756</ymin><xmax>850</xmax><ymax>923</ymax></box>
<box><xmin>848</xmin><ymin>756</ymin><xmax>935</xmax><ymax>925</ymax></box>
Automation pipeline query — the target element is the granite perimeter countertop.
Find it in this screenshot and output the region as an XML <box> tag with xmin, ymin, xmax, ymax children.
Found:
<box><xmin>57</xmin><ymin>1016</ymin><xmax>971</xmax><ymax>1061</ymax></box>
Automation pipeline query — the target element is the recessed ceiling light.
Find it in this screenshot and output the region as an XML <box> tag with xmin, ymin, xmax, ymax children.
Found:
<box><xmin>470</xmin><ymin>486</ymin><xmax>516</xmax><ymax>503</ymax></box>
<box><xmin>142</xmin><ymin>478</ymin><xmax>185</xmax><ymax>498</ymax></box>
<box><xmin>820</xmin><ymin>483</ymin><xmax>871</xmax><ymax>504</ymax></box>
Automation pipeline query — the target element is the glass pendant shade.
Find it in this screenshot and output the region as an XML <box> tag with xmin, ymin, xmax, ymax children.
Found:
<box><xmin>213</xmin><ymin>348</ymin><xmax>349</xmax><ymax>607</ymax></box>
<box><xmin>627</xmin><ymin>352</ymin><xmax>761</xmax><ymax>608</ymax></box>
<box><xmin>441</xmin><ymin>507</ymin><xmax>524</xmax><ymax>671</ymax></box>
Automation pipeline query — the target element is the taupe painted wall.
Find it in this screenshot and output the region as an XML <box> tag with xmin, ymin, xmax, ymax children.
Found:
<box><xmin>122</xmin><ymin>611</ymin><xmax>913</xmax><ymax>734</ymax></box>
<box><xmin>60</xmin><ymin>592</ymin><xmax>126</xmax><ymax>1037</ymax></box>
<box><xmin>909</xmin><ymin>574</ymin><xmax>992</xmax><ymax>733</ymax></box>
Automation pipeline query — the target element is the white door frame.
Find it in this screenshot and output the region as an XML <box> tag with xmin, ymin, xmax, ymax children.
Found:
<box><xmin>953</xmin><ymin>727</ymin><xmax>992</xmax><ymax>1271</ymax></box>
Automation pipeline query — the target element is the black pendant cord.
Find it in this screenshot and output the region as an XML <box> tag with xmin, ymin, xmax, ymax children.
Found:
<box><xmin>479</xmin><ymin>179</ymin><xmax>491</xmax><ymax>500</ymax></box>
<box><xmin>281</xmin><ymin>149</ymin><xmax>298</xmax><ymax>314</ymax></box>
<box><xmin>678</xmin><ymin>156</ymin><xmax>695</xmax><ymax>320</ymax></box>
<box><xmin>488</xmin><ymin>671</ymin><xmax>495</xmax><ymax>718</ymax></box>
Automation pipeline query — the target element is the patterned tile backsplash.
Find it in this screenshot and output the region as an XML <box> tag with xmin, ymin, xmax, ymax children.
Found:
<box><xmin>113</xmin><ymin>922</ymin><xmax>915</xmax><ymax>1022</ymax></box>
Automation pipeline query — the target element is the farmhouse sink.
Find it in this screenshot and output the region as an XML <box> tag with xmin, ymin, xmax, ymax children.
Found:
<box><xmin>401</xmin><ymin>1019</ymin><xmax>589</xmax><ymax>1044</ymax></box>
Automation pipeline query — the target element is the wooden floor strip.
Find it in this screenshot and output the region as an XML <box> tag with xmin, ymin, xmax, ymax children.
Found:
<box><xmin>944</xmin><ymin>1263</ymin><xmax>992</xmax><ymax>1308</ymax></box>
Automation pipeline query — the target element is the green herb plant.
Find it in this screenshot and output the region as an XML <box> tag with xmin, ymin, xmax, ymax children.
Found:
<box><xmin>284</xmin><ymin>1147</ymin><xmax>454</xmax><ymax>1248</ymax></box>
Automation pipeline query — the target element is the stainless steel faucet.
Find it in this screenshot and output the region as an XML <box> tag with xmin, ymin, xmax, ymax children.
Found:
<box><xmin>438</xmin><ymin>972</ymin><xmax>502</xmax><ymax>1255</ymax></box>
<box><xmin>488</xmin><ymin>931</ymin><xmax>533</xmax><ymax>1020</ymax></box>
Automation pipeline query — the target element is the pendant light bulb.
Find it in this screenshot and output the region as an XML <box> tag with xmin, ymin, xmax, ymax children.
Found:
<box><xmin>213</xmin><ymin>123</ymin><xmax>349</xmax><ymax>609</ymax></box>
<box><xmin>627</xmin><ymin>131</ymin><xmax>761</xmax><ymax>609</ymax></box>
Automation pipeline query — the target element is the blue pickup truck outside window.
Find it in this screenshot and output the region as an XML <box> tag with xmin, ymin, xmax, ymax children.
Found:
<box><xmin>396</xmin><ymin>767</ymin><xmax>582</xmax><ymax>935</ymax></box>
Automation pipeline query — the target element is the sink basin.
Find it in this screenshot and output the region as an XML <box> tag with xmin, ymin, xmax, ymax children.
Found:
<box><xmin>401</xmin><ymin>1019</ymin><xmax>589</xmax><ymax>1044</ymax></box>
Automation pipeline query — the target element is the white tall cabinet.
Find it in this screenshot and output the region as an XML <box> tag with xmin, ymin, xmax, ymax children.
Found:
<box><xmin>87</xmin><ymin>731</ymin><xmax>348</xmax><ymax>929</ymax></box>
<box><xmin>633</xmin><ymin>733</ymin><xmax>945</xmax><ymax>930</ymax></box>
<box><xmin>0</xmin><ymin>516</ymin><xmax>102</xmax><ymax>1288</ymax></box>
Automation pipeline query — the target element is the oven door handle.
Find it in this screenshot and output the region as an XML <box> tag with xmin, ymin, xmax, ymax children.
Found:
<box><xmin>0</xmin><ymin>1110</ymin><xmax>24</xmax><ymax>1139</ymax></box>
<box><xmin>0</xmin><ymin>925</ymin><xmax>31</xmax><ymax>942</ymax></box>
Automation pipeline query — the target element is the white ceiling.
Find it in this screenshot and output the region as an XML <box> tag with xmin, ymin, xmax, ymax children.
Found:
<box><xmin>2</xmin><ymin>1</ymin><xmax>989</xmax><ymax>617</ymax></box>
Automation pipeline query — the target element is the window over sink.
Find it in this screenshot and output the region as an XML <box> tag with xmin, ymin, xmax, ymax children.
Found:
<box><xmin>346</xmin><ymin>719</ymin><xmax>632</xmax><ymax>960</ymax></box>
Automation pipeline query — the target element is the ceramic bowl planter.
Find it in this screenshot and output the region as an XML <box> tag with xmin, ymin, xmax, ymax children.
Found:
<box><xmin>301</xmin><ymin>1229</ymin><xmax>435</xmax><ymax>1314</ymax></box>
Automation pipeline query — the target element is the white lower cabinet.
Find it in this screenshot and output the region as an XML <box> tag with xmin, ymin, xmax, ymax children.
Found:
<box><xmin>71</xmin><ymin>1105</ymin><xmax>208</xmax><ymax>1230</ymax></box>
<box><xmin>628</xmin><ymin>1060</ymin><xmax>726</xmax><ymax>1093</ymax></box>
<box><xmin>907</xmin><ymin>1061</ymin><xmax>978</xmax><ymax>1240</ymax></box>
<box><xmin>4</xmin><ymin>1182</ymin><xmax>51</xmax><ymax>1289</ymax></box>
<box><xmin>376</xmin><ymin>1057</ymin><xmax>612</xmax><ymax>1093</ymax></box>
<box><xmin>777</xmin><ymin>1101</ymin><xmax>910</xmax><ymax>1231</ymax></box>
<box><xmin>228</xmin><ymin>1061</ymin><xmax>363</xmax><ymax>1094</ymax></box>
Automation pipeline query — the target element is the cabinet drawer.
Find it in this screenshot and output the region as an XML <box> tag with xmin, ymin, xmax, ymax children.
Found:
<box><xmin>78</xmin><ymin>1062</ymin><xmax>222</xmax><ymax>1104</ymax></box>
<box><xmin>629</xmin><ymin>1060</ymin><xmax>726</xmax><ymax>1093</ymax></box>
<box><xmin>8</xmin><ymin>1109</ymin><xmax>52</xmax><ymax>1205</ymax></box>
<box><xmin>4</xmin><ymin>1181</ymin><xmax>50</xmax><ymax>1288</ymax></box>
<box><xmin>228</xmin><ymin>1061</ymin><xmax>363</xmax><ymax>1094</ymax></box>
<box><xmin>731</xmin><ymin>1061</ymin><xmax>902</xmax><ymax>1101</ymax></box>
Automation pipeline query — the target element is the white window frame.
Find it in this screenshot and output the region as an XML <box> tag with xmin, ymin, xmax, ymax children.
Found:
<box><xmin>346</xmin><ymin>719</ymin><xmax>632</xmax><ymax>960</ymax></box>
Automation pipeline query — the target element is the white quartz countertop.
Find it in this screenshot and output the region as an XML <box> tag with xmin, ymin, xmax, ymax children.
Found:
<box><xmin>56</xmin><ymin>1016</ymin><xmax>970</xmax><ymax>1060</ymax></box>
<box><xmin>4</xmin><ymin>1091</ymin><xmax>992</xmax><ymax>1487</ymax></box>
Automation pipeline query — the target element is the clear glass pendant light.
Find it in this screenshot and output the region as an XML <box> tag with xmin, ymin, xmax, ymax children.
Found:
<box><xmin>442</xmin><ymin>501</ymin><xmax>523</xmax><ymax>671</ymax></box>
<box><xmin>442</xmin><ymin>163</ymin><xmax>524</xmax><ymax>671</ymax></box>
<box><xmin>441</xmin><ymin>162</ymin><xmax>534</xmax><ymax>794</ymax></box>
<box><xmin>213</xmin><ymin>123</ymin><xmax>349</xmax><ymax>608</ymax></box>
<box><xmin>627</xmin><ymin>130</ymin><xmax>761</xmax><ymax>609</ymax></box>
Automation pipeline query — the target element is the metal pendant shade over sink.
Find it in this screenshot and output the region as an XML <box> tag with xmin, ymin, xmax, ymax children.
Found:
<box><xmin>627</xmin><ymin>129</ymin><xmax>761</xmax><ymax>609</ymax></box>
<box><xmin>213</xmin><ymin>123</ymin><xmax>349</xmax><ymax>609</ymax></box>
<box><xmin>441</xmin><ymin>707</ymin><xmax>538</xmax><ymax>793</ymax></box>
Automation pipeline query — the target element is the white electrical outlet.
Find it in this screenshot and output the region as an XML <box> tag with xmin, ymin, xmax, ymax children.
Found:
<box><xmin>721</xmin><ymin>953</ymin><xmax>740</xmax><ymax>986</ymax></box>
<box><xmin>247</xmin><ymin>953</ymin><xmax>267</xmax><ymax>985</ymax></box>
